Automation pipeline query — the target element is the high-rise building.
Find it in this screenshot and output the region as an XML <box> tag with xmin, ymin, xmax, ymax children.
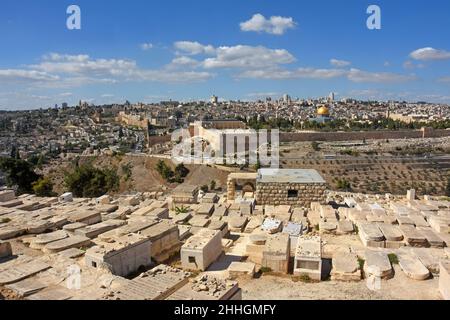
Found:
<box><xmin>210</xmin><ymin>95</ymin><xmax>218</xmax><ymax>104</ymax></box>
<box><xmin>328</xmin><ymin>92</ymin><xmax>335</xmax><ymax>102</ymax></box>
<box><xmin>283</xmin><ymin>94</ymin><xmax>291</xmax><ymax>104</ymax></box>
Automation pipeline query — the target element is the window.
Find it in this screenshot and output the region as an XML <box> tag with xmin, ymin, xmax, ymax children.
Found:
<box><xmin>92</xmin><ymin>261</ymin><xmax>97</xmax><ymax>268</ymax></box>
<box><xmin>288</xmin><ymin>190</ymin><xmax>298</xmax><ymax>198</ymax></box>
<box><xmin>188</xmin><ymin>256</ymin><xmax>196</xmax><ymax>264</ymax></box>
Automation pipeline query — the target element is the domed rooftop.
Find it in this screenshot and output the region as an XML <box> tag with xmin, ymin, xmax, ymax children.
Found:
<box><xmin>317</xmin><ymin>106</ymin><xmax>330</xmax><ymax>116</ymax></box>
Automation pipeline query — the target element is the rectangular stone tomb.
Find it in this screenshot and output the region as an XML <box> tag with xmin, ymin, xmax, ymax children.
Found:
<box><xmin>228</xmin><ymin>216</ymin><xmax>248</xmax><ymax>233</ymax></box>
<box><xmin>358</xmin><ymin>223</ymin><xmax>385</xmax><ymax>248</ymax></box>
<box><xmin>261</xmin><ymin>218</ymin><xmax>282</xmax><ymax>234</ymax></box>
<box><xmin>181</xmin><ymin>229</ymin><xmax>222</xmax><ymax>271</ymax></box>
<box><xmin>0</xmin><ymin>261</ymin><xmax>51</xmax><ymax>285</ymax></box>
<box><xmin>364</xmin><ymin>250</ymin><xmax>393</xmax><ymax>279</ymax></box>
<box><xmin>29</xmin><ymin>230</ymin><xmax>69</xmax><ymax>249</ymax></box>
<box><xmin>74</xmin><ymin>220</ymin><xmax>126</xmax><ymax>239</ymax></box>
<box><xmin>331</xmin><ymin>252</ymin><xmax>361</xmax><ymax>281</ymax></box>
<box><xmin>294</xmin><ymin>236</ymin><xmax>322</xmax><ymax>281</ymax></box>
<box><xmin>105</xmin><ymin>265</ymin><xmax>191</xmax><ymax>300</ymax></box>
<box><xmin>196</xmin><ymin>204</ymin><xmax>215</xmax><ymax>216</ymax></box>
<box><xmin>43</xmin><ymin>236</ymin><xmax>92</xmax><ymax>254</ymax></box>
<box><xmin>85</xmin><ymin>234</ymin><xmax>152</xmax><ymax>277</ymax></box>
<box><xmin>336</xmin><ymin>221</ymin><xmax>354</xmax><ymax>235</ymax></box>
<box><xmin>397</xmin><ymin>251</ymin><xmax>430</xmax><ymax>280</ymax></box>
<box><xmin>399</xmin><ymin>225</ymin><xmax>427</xmax><ymax>247</ymax></box>
<box><xmin>6</xmin><ymin>278</ymin><xmax>47</xmax><ymax>297</ymax></box>
<box><xmin>0</xmin><ymin>227</ymin><xmax>26</xmax><ymax>240</ymax></box>
<box><xmin>68</xmin><ymin>210</ymin><xmax>102</xmax><ymax>225</ymax></box>
<box><xmin>418</xmin><ymin>228</ymin><xmax>445</xmax><ymax>248</ymax></box>
<box><xmin>228</xmin><ymin>262</ymin><xmax>256</xmax><ymax>279</ymax></box>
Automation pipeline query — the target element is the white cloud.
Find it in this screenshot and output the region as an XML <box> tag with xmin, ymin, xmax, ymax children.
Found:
<box><xmin>140</xmin><ymin>43</ymin><xmax>153</xmax><ymax>51</ymax></box>
<box><xmin>0</xmin><ymin>69</ymin><xmax>59</xmax><ymax>82</ymax></box>
<box><xmin>330</xmin><ymin>59</ymin><xmax>351</xmax><ymax>67</ymax></box>
<box><xmin>203</xmin><ymin>45</ymin><xmax>296</xmax><ymax>69</ymax></box>
<box><xmin>0</xmin><ymin>53</ymin><xmax>213</xmax><ymax>89</ymax></box>
<box><xmin>238</xmin><ymin>67</ymin><xmax>415</xmax><ymax>83</ymax></box>
<box><xmin>239</xmin><ymin>67</ymin><xmax>346</xmax><ymax>80</ymax></box>
<box><xmin>438</xmin><ymin>76</ymin><xmax>450</xmax><ymax>83</ymax></box>
<box><xmin>168</xmin><ymin>56</ymin><xmax>201</xmax><ymax>69</ymax></box>
<box><xmin>410</xmin><ymin>47</ymin><xmax>450</xmax><ymax>61</ymax></box>
<box><xmin>403</xmin><ymin>60</ymin><xmax>425</xmax><ymax>70</ymax></box>
<box><xmin>246</xmin><ymin>92</ymin><xmax>280</xmax><ymax>98</ymax></box>
<box><xmin>174</xmin><ymin>41</ymin><xmax>216</xmax><ymax>55</ymax></box>
<box><xmin>240</xmin><ymin>14</ymin><xmax>296</xmax><ymax>35</ymax></box>
<box><xmin>347</xmin><ymin>68</ymin><xmax>417</xmax><ymax>83</ymax></box>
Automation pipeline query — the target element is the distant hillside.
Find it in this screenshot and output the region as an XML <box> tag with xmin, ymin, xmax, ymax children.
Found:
<box><xmin>44</xmin><ymin>155</ymin><xmax>230</xmax><ymax>196</ymax></box>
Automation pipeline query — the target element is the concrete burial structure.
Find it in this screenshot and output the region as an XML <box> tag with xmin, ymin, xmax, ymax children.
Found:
<box><xmin>262</xmin><ymin>233</ymin><xmax>290</xmax><ymax>273</ymax></box>
<box><xmin>180</xmin><ymin>229</ymin><xmax>223</xmax><ymax>271</ymax></box>
<box><xmin>85</xmin><ymin>233</ymin><xmax>152</xmax><ymax>277</ymax></box>
<box><xmin>256</xmin><ymin>169</ymin><xmax>327</xmax><ymax>206</ymax></box>
<box><xmin>171</xmin><ymin>185</ymin><xmax>199</xmax><ymax>205</ymax></box>
<box><xmin>294</xmin><ymin>236</ymin><xmax>322</xmax><ymax>281</ymax></box>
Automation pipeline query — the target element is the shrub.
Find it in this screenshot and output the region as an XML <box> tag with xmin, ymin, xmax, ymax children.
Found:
<box><xmin>175</xmin><ymin>206</ymin><xmax>189</xmax><ymax>215</ymax></box>
<box><xmin>260</xmin><ymin>267</ymin><xmax>272</xmax><ymax>273</ymax></box>
<box><xmin>388</xmin><ymin>253</ymin><xmax>399</xmax><ymax>265</ymax></box>
<box><xmin>32</xmin><ymin>177</ymin><xmax>56</xmax><ymax>197</ymax></box>
<box><xmin>64</xmin><ymin>164</ymin><xmax>119</xmax><ymax>198</ymax></box>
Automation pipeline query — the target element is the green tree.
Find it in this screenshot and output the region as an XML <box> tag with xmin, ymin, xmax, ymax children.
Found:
<box><xmin>311</xmin><ymin>141</ymin><xmax>321</xmax><ymax>151</ymax></box>
<box><xmin>336</xmin><ymin>179</ymin><xmax>352</xmax><ymax>191</ymax></box>
<box><xmin>32</xmin><ymin>177</ymin><xmax>56</xmax><ymax>197</ymax></box>
<box><xmin>0</xmin><ymin>157</ymin><xmax>40</xmax><ymax>194</ymax></box>
<box><xmin>210</xmin><ymin>180</ymin><xmax>216</xmax><ymax>191</ymax></box>
<box><xmin>174</xmin><ymin>163</ymin><xmax>189</xmax><ymax>179</ymax></box>
<box><xmin>64</xmin><ymin>164</ymin><xmax>119</xmax><ymax>198</ymax></box>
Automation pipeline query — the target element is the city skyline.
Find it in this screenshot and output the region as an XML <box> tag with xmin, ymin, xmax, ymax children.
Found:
<box><xmin>1</xmin><ymin>0</ymin><xmax>450</xmax><ymax>110</ymax></box>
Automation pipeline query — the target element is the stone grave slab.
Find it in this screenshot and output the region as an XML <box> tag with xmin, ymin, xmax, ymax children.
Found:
<box><xmin>228</xmin><ymin>262</ymin><xmax>255</xmax><ymax>279</ymax></box>
<box><xmin>399</xmin><ymin>225</ymin><xmax>427</xmax><ymax>247</ymax></box>
<box><xmin>364</xmin><ymin>250</ymin><xmax>393</xmax><ymax>279</ymax></box>
<box><xmin>261</xmin><ymin>218</ymin><xmax>282</xmax><ymax>234</ymax></box>
<box><xmin>411</xmin><ymin>248</ymin><xmax>441</xmax><ymax>274</ymax></box>
<box><xmin>30</xmin><ymin>230</ymin><xmax>69</xmax><ymax>249</ymax></box>
<box><xmin>331</xmin><ymin>252</ymin><xmax>361</xmax><ymax>281</ymax></box>
<box><xmin>377</xmin><ymin>223</ymin><xmax>404</xmax><ymax>241</ymax></box>
<box><xmin>44</xmin><ymin>236</ymin><xmax>91</xmax><ymax>254</ymax></box>
<box><xmin>0</xmin><ymin>261</ymin><xmax>51</xmax><ymax>285</ymax></box>
<box><xmin>188</xmin><ymin>215</ymin><xmax>210</xmax><ymax>228</ymax></box>
<box><xmin>58</xmin><ymin>248</ymin><xmax>85</xmax><ymax>259</ymax></box>
<box><xmin>320</xmin><ymin>220</ymin><xmax>337</xmax><ymax>234</ymax></box>
<box><xmin>172</xmin><ymin>212</ymin><xmax>192</xmax><ymax>225</ymax></box>
<box><xmin>26</xmin><ymin>286</ymin><xmax>73</xmax><ymax>300</ymax></box>
<box><xmin>398</xmin><ymin>251</ymin><xmax>430</xmax><ymax>280</ymax></box>
<box><xmin>244</xmin><ymin>216</ymin><xmax>263</xmax><ymax>233</ymax></box>
<box><xmin>418</xmin><ymin>228</ymin><xmax>445</xmax><ymax>248</ymax></box>
<box><xmin>6</xmin><ymin>278</ymin><xmax>47</xmax><ymax>297</ymax></box>
<box><xmin>337</xmin><ymin>220</ymin><xmax>354</xmax><ymax>235</ymax></box>
<box><xmin>0</xmin><ymin>226</ymin><xmax>26</xmax><ymax>240</ymax></box>
<box><xmin>283</xmin><ymin>222</ymin><xmax>303</xmax><ymax>237</ymax></box>
<box><xmin>229</xmin><ymin>216</ymin><xmax>248</xmax><ymax>233</ymax></box>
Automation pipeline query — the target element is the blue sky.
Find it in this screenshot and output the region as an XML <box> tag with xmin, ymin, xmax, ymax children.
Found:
<box><xmin>1</xmin><ymin>0</ymin><xmax>450</xmax><ymax>109</ymax></box>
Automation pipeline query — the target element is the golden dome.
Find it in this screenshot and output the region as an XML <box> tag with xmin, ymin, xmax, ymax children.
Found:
<box><xmin>317</xmin><ymin>106</ymin><xmax>330</xmax><ymax>116</ymax></box>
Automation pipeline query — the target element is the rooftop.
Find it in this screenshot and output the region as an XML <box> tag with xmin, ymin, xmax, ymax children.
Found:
<box><xmin>257</xmin><ymin>169</ymin><xmax>326</xmax><ymax>184</ymax></box>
